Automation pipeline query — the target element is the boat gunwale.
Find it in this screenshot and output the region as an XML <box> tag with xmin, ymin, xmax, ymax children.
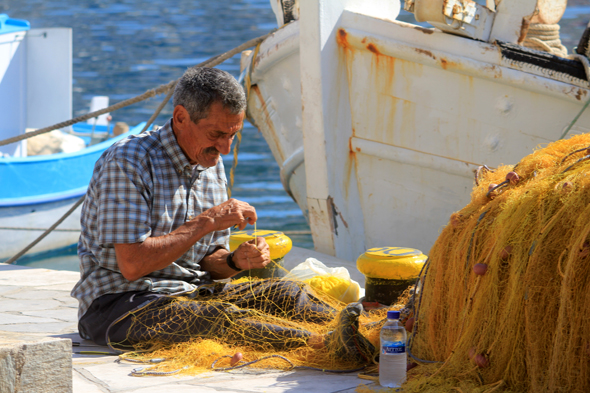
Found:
<box><xmin>0</xmin><ymin>122</ymin><xmax>146</xmax><ymax>205</ymax></box>
<box><xmin>0</xmin><ymin>122</ymin><xmax>146</xmax><ymax>164</ymax></box>
<box><xmin>339</xmin><ymin>23</ymin><xmax>590</xmax><ymax>103</ymax></box>
<box><xmin>0</xmin><ymin>186</ymin><xmax>87</xmax><ymax>207</ymax></box>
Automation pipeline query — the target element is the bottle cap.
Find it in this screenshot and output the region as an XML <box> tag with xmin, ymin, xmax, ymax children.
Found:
<box><xmin>387</xmin><ymin>310</ymin><xmax>400</xmax><ymax>319</ymax></box>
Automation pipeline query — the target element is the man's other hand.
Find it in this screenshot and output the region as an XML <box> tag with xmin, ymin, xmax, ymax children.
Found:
<box><xmin>233</xmin><ymin>237</ymin><xmax>271</xmax><ymax>270</ymax></box>
<box><xmin>201</xmin><ymin>198</ymin><xmax>257</xmax><ymax>231</ymax></box>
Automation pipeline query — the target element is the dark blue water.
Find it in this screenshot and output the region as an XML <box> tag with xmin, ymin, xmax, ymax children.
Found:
<box><xmin>3</xmin><ymin>1</ymin><xmax>589</xmax><ymax>271</ymax></box>
<box><xmin>1</xmin><ymin>0</ymin><xmax>313</xmax><ymax>270</ymax></box>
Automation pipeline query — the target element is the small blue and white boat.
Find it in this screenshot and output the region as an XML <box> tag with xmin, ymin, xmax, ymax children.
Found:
<box><xmin>0</xmin><ymin>15</ymin><xmax>144</xmax><ymax>260</ymax></box>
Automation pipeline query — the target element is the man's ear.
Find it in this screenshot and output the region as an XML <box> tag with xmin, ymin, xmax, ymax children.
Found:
<box><xmin>172</xmin><ymin>105</ymin><xmax>190</xmax><ymax>130</ymax></box>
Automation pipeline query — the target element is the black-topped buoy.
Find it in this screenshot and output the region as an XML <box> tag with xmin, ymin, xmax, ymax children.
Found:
<box><xmin>357</xmin><ymin>247</ymin><xmax>427</xmax><ymax>305</ymax></box>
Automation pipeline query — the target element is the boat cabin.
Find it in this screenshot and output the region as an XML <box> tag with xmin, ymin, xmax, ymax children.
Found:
<box><xmin>0</xmin><ymin>14</ymin><xmax>72</xmax><ymax>157</ymax></box>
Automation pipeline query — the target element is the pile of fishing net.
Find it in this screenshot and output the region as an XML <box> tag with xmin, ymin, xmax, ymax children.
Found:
<box><xmin>403</xmin><ymin>134</ymin><xmax>590</xmax><ymax>393</ymax></box>
<box><xmin>115</xmin><ymin>275</ymin><xmax>411</xmax><ymax>378</ymax></box>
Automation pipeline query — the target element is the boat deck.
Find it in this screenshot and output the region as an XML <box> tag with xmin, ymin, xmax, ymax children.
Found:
<box><xmin>0</xmin><ymin>247</ymin><xmax>380</xmax><ymax>393</ymax></box>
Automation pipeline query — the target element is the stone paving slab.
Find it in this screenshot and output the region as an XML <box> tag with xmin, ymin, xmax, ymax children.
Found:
<box><xmin>0</xmin><ymin>338</ymin><xmax>72</xmax><ymax>393</ymax></box>
<box><xmin>0</xmin><ymin>298</ymin><xmax>65</xmax><ymax>312</ymax></box>
<box><xmin>20</xmin><ymin>309</ymin><xmax>79</xmax><ymax>321</ymax></box>
<box><xmin>0</xmin><ymin>312</ymin><xmax>59</xmax><ymax>324</ymax></box>
<box><xmin>72</xmin><ymin>370</ymin><xmax>105</xmax><ymax>393</ymax></box>
<box><xmin>0</xmin><ymin>248</ymin><xmax>380</xmax><ymax>393</ymax></box>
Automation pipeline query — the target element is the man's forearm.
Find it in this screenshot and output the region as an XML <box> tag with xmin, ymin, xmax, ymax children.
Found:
<box><xmin>114</xmin><ymin>216</ymin><xmax>214</xmax><ymax>281</ymax></box>
<box><xmin>200</xmin><ymin>247</ymin><xmax>236</xmax><ymax>280</ymax></box>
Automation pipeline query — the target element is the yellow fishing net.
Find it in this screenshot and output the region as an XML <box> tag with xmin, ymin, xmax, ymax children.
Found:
<box><xmin>115</xmin><ymin>274</ymin><xmax>415</xmax><ymax>377</ymax></box>
<box><xmin>405</xmin><ymin>134</ymin><xmax>590</xmax><ymax>393</ymax></box>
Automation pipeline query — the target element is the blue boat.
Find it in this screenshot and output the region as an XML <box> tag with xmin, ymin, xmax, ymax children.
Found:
<box><xmin>0</xmin><ymin>15</ymin><xmax>144</xmax><ymax>260</ymax></box>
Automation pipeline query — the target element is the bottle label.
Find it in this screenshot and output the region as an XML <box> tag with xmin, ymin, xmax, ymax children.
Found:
<box><xmin>382</xmin><ymin>342</ymin><xmax>405</xmax><ymax>354</ymax></box>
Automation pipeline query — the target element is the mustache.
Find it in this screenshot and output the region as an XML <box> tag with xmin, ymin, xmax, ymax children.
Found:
<box><xmin>204</xmin><ymin>147</ymin><xmax>220</xmax><ymax>154</ymax></box>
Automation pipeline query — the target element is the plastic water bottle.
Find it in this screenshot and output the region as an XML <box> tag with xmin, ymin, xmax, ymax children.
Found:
<box><xmin>379</xmin><ymin>310</ymin><xmax>407</xmax><ymax>388</ymax></box>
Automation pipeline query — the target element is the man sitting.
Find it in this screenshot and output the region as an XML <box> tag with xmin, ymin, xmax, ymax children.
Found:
<box><xmin>71</xmin><ymin>67</ymin><xmax>374</xmax><ymax>361</ymax></box>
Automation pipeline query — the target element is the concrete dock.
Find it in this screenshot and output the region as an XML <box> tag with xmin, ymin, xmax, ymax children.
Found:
<box><xmin>0</xmin><ymin>247</ymin><xmax>381</xmax><ymax>393</ymax></box>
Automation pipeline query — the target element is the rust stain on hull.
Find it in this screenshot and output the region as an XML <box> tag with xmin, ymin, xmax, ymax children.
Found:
<box><xmin>357</xmin><ymin>39</ymin><xmax>397</xmax><ymax>83</ymax></box>
<box><xmin>439</xmin><ymin>58</ymin><xmax>460</xmax><ymax>70</ymax></box>
<box><xmin>337</xmin><ymin>28</ymin><xmax>349</xmax><ymax>48</ymax></box>
<box><xmin>367</xmin><ymin>43</ymin><xmax>381</xmax><ymax>55</ymax></box>
<box><xmin>574</xmin><ymin>88</ymin><xmax>588</xmax><ymax>101</ymax></box>
<box><xmin>344</xmin><ymin>140</ymin><xmax>355</xmax><ymax>202</ymax></box>
<box><xmin>414</xmin><ymin>48</ymin><xmax>436</xmax><ymax>60</ymax></box>
<box><xmin>414</xmin><ymin>25</ymin><xmax>434</xmax><ymax>34</ymax></box>
<box><xmin>337</xmin><ymin>34</ymin><xmax>355</xmax><ymax>193</ymax></box>
<box><xmin>347</xmin><ymin>139</ymin><xmax>359</xmax><ymax>199</ymax></box>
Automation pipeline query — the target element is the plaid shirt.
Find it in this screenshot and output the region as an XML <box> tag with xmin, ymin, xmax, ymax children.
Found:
<box><xmin>71</xmin><ymin>119</ymin><xmax>230</xmax><ymax>318</ymax></box>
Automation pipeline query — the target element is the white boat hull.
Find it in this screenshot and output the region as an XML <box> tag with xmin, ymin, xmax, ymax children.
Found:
<box><xmin>244</xmin><ymin>2</ymin><xmax>590</xmax><ymax>262</ymax></box>
<box><xmin>0</xmin><ymin>196</ymin><xmax>81</xmax><ymax>260</ymax></box>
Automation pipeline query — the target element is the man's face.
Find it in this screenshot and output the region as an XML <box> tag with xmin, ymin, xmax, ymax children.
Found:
<box><xmin>173</xmin><ymin>101</ymin><xmax>245</xmax><ymax>167</ymax></box>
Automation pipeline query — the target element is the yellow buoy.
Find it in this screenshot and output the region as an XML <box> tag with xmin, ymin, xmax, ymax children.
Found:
<box><xmin>229</xmin><ymin>230</ymin><xmax>292</xmax><ymax>279</ymax></box>
<box><xmin>356</xmin><ymin>247</ymin><xmax>427</xmax><ymax>305</ymax></box>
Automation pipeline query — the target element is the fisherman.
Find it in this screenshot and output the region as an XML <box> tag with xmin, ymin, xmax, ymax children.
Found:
<box><xmin>71</xmin><ymin>67</ymin><xmax>374</xmax><ymax>360</ymax></box>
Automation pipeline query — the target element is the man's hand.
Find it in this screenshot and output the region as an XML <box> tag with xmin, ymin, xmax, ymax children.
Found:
<box><xmin>200</xmin><ymin>237</ymin><xmax>270</xmax><ymax>280</ymax></box>
<box><xmin>233</xmin><ymin>237</ymin><xmax>271</xmax><ymax>270</ymax></box>
<box><xmin>114</xmin><ymin>198</ymin><xmax>260</xmax><ymax>281</ymax></box>
<box><xmin>200</xmin><ymin>198</ymin><xmax>257</xmax><ymax>232</ymax></box>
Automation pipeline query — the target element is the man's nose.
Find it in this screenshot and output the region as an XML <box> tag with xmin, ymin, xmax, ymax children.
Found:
<box><xmin>216</xmin><ymin>137</ymin><xmax>233</xmax><ymax>155</ymax></box>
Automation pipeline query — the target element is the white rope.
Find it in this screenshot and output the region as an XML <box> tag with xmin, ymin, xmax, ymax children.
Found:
<box><xmin>522</xmin><ymin>23</ymin><xmax>568</xmax><ymax>58</ymax></box>
<box><xmin>568</xmin><ymin>53</ymin><xmax>590</xmax><ymax>87</ymax></box>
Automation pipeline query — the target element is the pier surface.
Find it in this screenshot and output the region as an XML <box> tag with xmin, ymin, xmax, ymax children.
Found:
<box><xmin>0</xmin><ymin>247</ymin><xmax>378</xmax><ymax>393</ymax></box>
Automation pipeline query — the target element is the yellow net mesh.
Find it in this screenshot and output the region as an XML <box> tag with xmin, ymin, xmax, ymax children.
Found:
<box><xmin>115</xmin><ymin>279</ymin><xmax>416</xmax><ymax>377</ymax></box>
<box><xmin>406</xmin><ymin>134</ymin><xmax>590</xmax><ymax>392</ymax></box>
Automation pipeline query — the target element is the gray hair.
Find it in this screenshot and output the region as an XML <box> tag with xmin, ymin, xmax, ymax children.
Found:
<box><xmin>173</xmin><ymin>67</ymin><xmax>246</xmax><ymax>123</ymax></box>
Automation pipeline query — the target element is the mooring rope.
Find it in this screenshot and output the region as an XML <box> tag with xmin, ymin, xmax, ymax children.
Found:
<box><xmin>3</xmin><ymin>31</ymin><xmax>275</xmax><ymax>264</ymax></box>
<box><xmin>227</xmin><ymin>42</ymin><xmax>262</xmax><ymax>198</ymax></box>
<box><xmin>5</xmin><ymin>197</ymin><xmax>85</xmax><ymax>265</ymax></box>
<box><xmin>0</xmin><ymin>84</ymin><xmax>172</xmax><ymax>148</ymax></box>
<box><xmin>0</xmin><ymin>227</ymin><xmax>79</xmax><ymax>232</ymax></box>
<box><xmin>522</xmin><ymin>23</ymin><xmax>568</xmax><ymax>58</ymax></box>
<box><xmin>558</xmin><ymin>96</ymin><xmax>590</xmax><ymax>140</ymax></box>
<box><xmin>227</xmin><ymin>128</ymin><xmax>242</xmax><ymax>199</ymax></box>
